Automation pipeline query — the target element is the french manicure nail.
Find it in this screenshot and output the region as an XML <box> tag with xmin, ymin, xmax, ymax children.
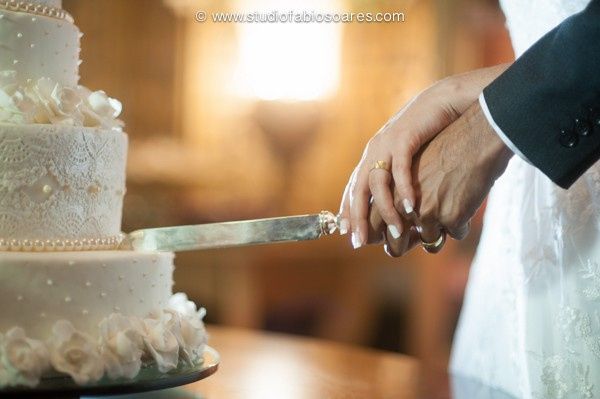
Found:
<box><xmin>388</xmin><ymin>225</ymin><xmax>401</xmax><ymax>239</ymax></box>
<box><xmin>351</xmin><ymin>231</ymin><xmax>362</xmax><ymax>249</ymax></box>
<box><xmin>402</xmin><ymin>198</ymin><xmax>414</xmax><ymax>214</ymax></box>
<box><xmin>339</xmin><ymin>219</ymin><xmax>350</xmax><ymax>235</ymax></box>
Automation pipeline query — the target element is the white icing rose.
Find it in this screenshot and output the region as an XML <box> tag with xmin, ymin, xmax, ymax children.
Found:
<box><xmin>0</xmin><ymin>91</ymin><xmax>25</xmax><ymax>124</ymax></box>
<box><xmin>77</xmin><ymin>86</ymin><xmax>124</xmax><ymax>131</ymax></box>
<box><xmin>22</xmin><ymin>78</ymin><xmax>84</xmax><ymax>126</ymax></box>
<box><xmin>0</xmin><ymin>71</ymin><xmax>26</xmax><ymax>124</ymax></box>
<box><xmin>47</xmin><ymin>320</ymin><xmax>104</xmax><ymax>385</ymax></box>
<box><xmin>0</xmin><ymin>70</ymin><xmax>18</xmax><ymax>93</ymax></box>
<box><xmin>0</xmin><ymin>71</ymin><xmax>123</xmax><ymax>130</ymax></box>
<box><xmin>167</xmin><ymin>294</ymin><xmax>208</xmax><ymax>365</ymax></box>
<box><xmin>0</xmin><ymin>328</ymin><xmax>49</xmax><ymax>387</ymax></box>
<box><xmin>168</xmin><ymin>293</ymin><xmax>199</xmax><ymax>317</ymax></box>
<box><xmin>140</xmin><ymin>312</ymin><xmax>179</xmax><ymax>373</ymax></box>
<box><xmin>0</xmin><ymin>345</ymin><xmax>11</xmax><ymax>387</ymax></box>
<box><xmin>167</xmin><ymin>310</ymin><xmax>207</xmax><ymax>366</ymax></box>
<box><xmin>98</xmin><ymin>314</ymin><xmax>144</xmax><ymax>380</ymax></box>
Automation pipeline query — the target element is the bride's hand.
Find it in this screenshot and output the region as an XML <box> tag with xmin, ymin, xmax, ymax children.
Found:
<box><xmin>338</xmin><ymin>64</ymin><xmax>510</xmax><ymax>248</ymax></box>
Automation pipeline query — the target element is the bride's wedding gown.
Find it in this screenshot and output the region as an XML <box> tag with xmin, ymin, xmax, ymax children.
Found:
<box><xmin>449</xmin><ymin>1</ymin><xmax>599</xmax><ymax>398</ymax></box>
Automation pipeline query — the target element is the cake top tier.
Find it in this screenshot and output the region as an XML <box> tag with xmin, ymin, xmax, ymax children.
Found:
<box><xmin>0</xmin><ymin>2</ymin><xmax>128</xmax><ymax>245</ymax></box>
<box><xmin>0</xmin><ymin>2</ymin><xmax>123</xmax><ymax>130</ymax></box>
<box><xmin>0</xmin><ymin>1</ymin><xmax>80</xmax><ymax>86</ymax></box>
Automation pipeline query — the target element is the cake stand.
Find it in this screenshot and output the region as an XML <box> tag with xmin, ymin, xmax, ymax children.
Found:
<box><xmin>1</xmin><ymin>346</ymin><xmax>219</xmax><ymax>399</ymax></box>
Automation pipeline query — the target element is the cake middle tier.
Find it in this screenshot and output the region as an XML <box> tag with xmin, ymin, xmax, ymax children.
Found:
<box><xmin>0</xmin><ymin>123</ymin><xmax>127</xmax><ymax>242</ymax></box>
<box><xmin>0</xmin><ymin>251</ymin><xmax>174</xmax><ymax>340</ymax></box>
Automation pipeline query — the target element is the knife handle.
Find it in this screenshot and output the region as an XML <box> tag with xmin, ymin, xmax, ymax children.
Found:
<box><xmin>319</xmin><ymin>211</ymin><xmax>339</xmax><ymax>236</ymax></box>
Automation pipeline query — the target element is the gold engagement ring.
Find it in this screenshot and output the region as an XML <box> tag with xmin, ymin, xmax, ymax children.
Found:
<box><xmin>370</xmin><ymin>160</ymin><xmax>391</xmax><ymax>173</ymax></box>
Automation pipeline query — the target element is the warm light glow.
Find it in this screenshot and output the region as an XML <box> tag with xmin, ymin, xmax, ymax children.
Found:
<box><xmin>240</xmin><ymin>350</ymin><xmax>308</xmax><ymax>399</ymax></box>
<box><xmin>233</xmin><ymin>0</ymin><xmax>341</xmax><ymax>101</ymax></box>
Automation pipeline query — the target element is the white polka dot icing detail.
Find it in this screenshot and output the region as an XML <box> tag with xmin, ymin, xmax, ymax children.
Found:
<box><xmin>0</xmin><ymin>5</ymin><xmax>80</xmax><ymax>86</ymax></box>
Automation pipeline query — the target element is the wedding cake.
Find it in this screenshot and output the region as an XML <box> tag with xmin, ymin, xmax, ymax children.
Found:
<box><xmin>0</xmin><ymin>0</ymin><xmax>207</xmax><ymax>387</ymax></box>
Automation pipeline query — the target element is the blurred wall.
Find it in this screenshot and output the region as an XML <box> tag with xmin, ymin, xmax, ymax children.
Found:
<box><xmin>64</xmin><ymin>0</ymin><xmax>514</xmax><ymax>368</ymax></box>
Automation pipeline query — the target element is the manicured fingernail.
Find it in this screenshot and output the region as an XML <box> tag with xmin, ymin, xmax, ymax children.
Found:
<box><xmin>351</xmin><ymin>231</ymin><xmax>362</xmax><ymax>249</ymax></box>
<box><xmin>388</xmin><ymin>225</ymin><xmax>401</xmax><ymax>239</ymax></box>
<box><xmin>402</xmin><ymin>198</ymin><xmax>414</xmax><ymax>214</ymax></box>
<box><xmin>339</xmin><ymin>219</ymin><xmax>350</xmax><ymax>235</ymax></box>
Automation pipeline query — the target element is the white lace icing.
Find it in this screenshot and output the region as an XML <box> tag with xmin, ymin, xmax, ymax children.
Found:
<box><xmin>0</xmin><ymin>71</ymin><xmax>123</xmax><ymax>130</ymax></box>
<box><xmin>0</xmin><ymin>123</ymin><xmax>127</xmax><ymax>240</ymax></box>
<box><xmin>0</xmin><ymin>294</ymin><xmax>207</xmax><ymax>387</ymax></box>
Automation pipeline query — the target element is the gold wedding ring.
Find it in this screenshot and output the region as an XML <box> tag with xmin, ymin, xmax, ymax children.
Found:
<box><xmin>420</xmin><ymin>230</ymin><xmax>446</xmax><ymax>254</ymax></box>
<box><xmin>370</xmin><ymin>160</ymin><xmax>391</xmax><ymax>173</ymax></box>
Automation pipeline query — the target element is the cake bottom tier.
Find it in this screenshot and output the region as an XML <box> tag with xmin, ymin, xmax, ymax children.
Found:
<box><xmin>0</xmin><ymin>251</ymin><xmax>207</xmax><ymax>387</ymax></box>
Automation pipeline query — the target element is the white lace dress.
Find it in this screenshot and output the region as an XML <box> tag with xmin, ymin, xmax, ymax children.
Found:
<box><xmin>449</xmin><ymin>1</ymin><xmax>600</xmax><ymax>398</ymax></box>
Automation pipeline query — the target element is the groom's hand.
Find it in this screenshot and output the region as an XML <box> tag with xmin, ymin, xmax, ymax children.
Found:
<box><xmin>384</xmin><ymin>102</ymin><xmax>514</xmax><ymax>256</ymax></box>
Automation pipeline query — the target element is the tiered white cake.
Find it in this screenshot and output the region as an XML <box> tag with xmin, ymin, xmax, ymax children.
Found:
<box><xmin>0</xmin><ymin>0</ymin><xmax>207</xmax><ymax>387</ymax></box>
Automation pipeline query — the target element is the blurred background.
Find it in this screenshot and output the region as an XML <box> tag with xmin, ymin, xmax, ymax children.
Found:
<box><xmin>63</xmin><ymin>0</ymin><xmax>514</xmax><ymax>372</ymax></box>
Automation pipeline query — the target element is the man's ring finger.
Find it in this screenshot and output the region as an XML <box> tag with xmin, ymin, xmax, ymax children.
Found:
<box><xmin>370</xmin><ymin>160</ymin><xmax>391</xmax><ymax>173</ymax></box>
<box><xmin>420</xmin><ymin>230</ymin><xmax>446</xmax><ymax>254</ymax></box>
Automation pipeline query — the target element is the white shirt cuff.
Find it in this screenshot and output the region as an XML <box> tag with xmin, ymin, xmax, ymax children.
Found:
<box><xmin>478</xmin><ymin>92</ymin><xmax>531</xmax><ymax>164</ymax></box>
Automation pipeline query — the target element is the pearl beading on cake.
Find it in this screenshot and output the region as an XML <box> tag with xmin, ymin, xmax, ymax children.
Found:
<box><xmin>0</xmin><ymin>234</ymin><xmax>125</xmax><ymax>251</ymax></box>
<box><xmin>0</xmin><ymin>0</ymin><xmax>74</xmax><ymax>23</ymax></box>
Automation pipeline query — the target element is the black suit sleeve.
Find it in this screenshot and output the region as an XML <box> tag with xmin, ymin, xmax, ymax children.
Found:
<box><xmin>483</xmin><ymin>0</ymin><xmax>600</xmax><ymax>189</ymax></box>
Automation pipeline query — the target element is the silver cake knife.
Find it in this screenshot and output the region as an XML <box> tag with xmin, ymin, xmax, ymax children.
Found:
<box><xmin>120</xmin><ymin>211</ymin><xmax>339</xmax><ymax>252</ymax></box>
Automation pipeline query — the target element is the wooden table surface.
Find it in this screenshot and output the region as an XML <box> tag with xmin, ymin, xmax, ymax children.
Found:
<box><xmin>183</xmin><ymin>325</ymin><xmax>445</xmax><ymax>399</ymax></box>
<box><xmin>70</xmin><ymin>325</ymin><xmax>507</xmax><ymax>399</ymax></box>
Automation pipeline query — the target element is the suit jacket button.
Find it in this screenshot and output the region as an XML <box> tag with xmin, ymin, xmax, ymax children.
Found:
<box><xmin>575</xmin><ymin>118</ymin><xmax>591</xmax><ymax>136</ymax></box>
<box><xmin>591</xmin><ymin>108</ymin><xmax>600</xmax><ymax>129</ymax></box>
<box><xmin>559</xmin><ymin>129</ymin><xmax>578</xmax><ymax>148</ymax></box>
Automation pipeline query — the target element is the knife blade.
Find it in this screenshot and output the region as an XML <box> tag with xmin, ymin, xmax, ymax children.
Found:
<box><xmin>121</xmin><ymin>211</ymin><xmax>339</xmax><ymax>252</ymax></box>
